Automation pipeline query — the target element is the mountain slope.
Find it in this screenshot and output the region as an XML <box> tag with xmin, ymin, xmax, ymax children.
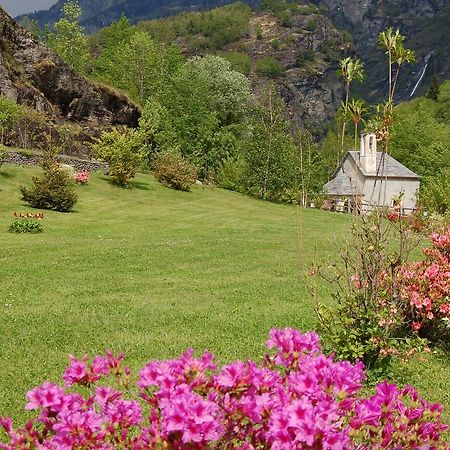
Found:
<box><xmin>18</xmin><ymin>0</ymin><xmax>259</xmax><ymax>34</ymax></box>
<box><xmin>21</xmin><ymin>0</ymin><xmax>450</xmax><ymax>103</ymax></box>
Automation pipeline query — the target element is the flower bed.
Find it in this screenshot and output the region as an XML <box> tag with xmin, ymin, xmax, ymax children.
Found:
<box><xmin>1</xmin><ymin>329</ymin><xmax>447</xmax><ymax>449</ymax></box>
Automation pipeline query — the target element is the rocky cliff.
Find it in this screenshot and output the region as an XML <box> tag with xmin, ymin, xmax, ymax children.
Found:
<box><xmin>0</xmin><ymin>7</ymin><xmax>140</xmax><ymax>126</ymax></box>
<box><xmin>224</xmin><ymin>11</ymin><xmax>347</xmax><ymax>132</ymax></box>
<box><xmin>311</xmin><ymin>0</ymin><xmax>450</xmax><ymax>101</ymax></box>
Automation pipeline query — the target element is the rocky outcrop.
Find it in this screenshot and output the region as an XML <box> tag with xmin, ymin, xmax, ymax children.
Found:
<box><xmin>0</xmin><ymin>7</ymin><xmax>140</xmax><ymax>126</ymax></box>
<box><xmin>224</xmin><ymin>11</ymin><xmax>348</xmax><ymax>132</ymax></box>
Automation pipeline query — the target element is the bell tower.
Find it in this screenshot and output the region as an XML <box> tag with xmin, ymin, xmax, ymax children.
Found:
<box><xmin>360</xmin><ymin>132</ymin><xmax>377</xmax><ymax>173</ymax></box>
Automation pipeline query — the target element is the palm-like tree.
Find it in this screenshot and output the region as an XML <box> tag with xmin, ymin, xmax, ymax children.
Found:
<box><xmin>378</xmin><ymin>28</ymin><xmax>413</xmax><ymax>102</ymax></box>
<box><xmin>392</xmin><ymin>45</ymin><xmax>415</xmax><ymax>99</ymax></box>
<box><xmin>346</xmin><ymin>98</ymin><xmax>367</xmax><ymax>149</ymax></box>
<box><xmin>338</xmin><ymin>57</ymin><xmax>364</xmax><ymax>162</ymax></box>
<box><xmin>339</xmin><ymin>57</ymin><xmax>365</xmax><ymax>106</ymax></box>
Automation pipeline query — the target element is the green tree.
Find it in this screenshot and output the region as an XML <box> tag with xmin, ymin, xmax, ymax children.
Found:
<box><xmin>346</xmin><ymin>98</ymin><xmax>367</xmax><ymax>149</ymax></box>
<box><xmin>419</xmin><ymin>169</ymin><xmax>450</xmax><ymax>214</ymax></box>
<box><xmin>92</xmin><ymin>128</ymin><xmax>145</xmax><ymax>187</ymax></box>
<box><xmin>46</xmin><ymin>1</ymin><xmax>92</xmax><ymax>74</ymax></box>
<box><xmin>426</xmin><ymin>75</ymin><xmax>440</xmax><ymax>102</ymax></box>
<box><xmin>21</xmin><ymin>143</ymin><xmax>77</xmax><ymax>212</ymax></box>
<box><xmin>241</xmin><ymin>84</ymin><xmax>298</xmax><ymax>200</ymax></box>
<box><xmin>0</xmin><ymin>97</ymin><xmax>24</xmax><ymax>145</ymax></box>
<box><xmin>92</xmin><ymin>15</ymin><xmax>136</xmax><ymax>80</ymax></box>
<box><xmin>142</xmin><ymin>55</ymin><xmax>252</xmax><ymax>176</ymax></box>
<box><xmin>100</xmin><ymin>31</ymin><xmax>182</xmax><ymax>103</ymax></box>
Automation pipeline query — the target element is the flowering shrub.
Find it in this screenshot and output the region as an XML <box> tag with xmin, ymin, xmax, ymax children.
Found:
<box><xmin>313</xmin><ymin>213</ymin><xmax>426</xmax><ymax>370</ymax></box>
<box><xmin>1</xmin><ymin>329</ymin><xmax>448</xmax><ymax>449</ymax></box>
<box><xmin>73</xmin><ymin>171</ymin><xmax>90</xmax><ymax>184</ymax></box>
<box><xmin>396</xmin><ymin>227</ymin><xmax>450</xmax><ymax>338</ymax></box>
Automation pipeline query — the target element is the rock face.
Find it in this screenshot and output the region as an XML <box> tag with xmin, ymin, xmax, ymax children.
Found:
<box><xmin>223</xmin><ymin>11</ymin><xmax>348</xmax><ymax>133</ymax></box>
<box><xmin>310</xmin><ymin>0</ymin><xmax>450</xmax><ymax>101</ymax></box>
<box><xmin>0</xmin><ymin>7</ymin><xmax>140</xmax><ymax>126</ymax></box>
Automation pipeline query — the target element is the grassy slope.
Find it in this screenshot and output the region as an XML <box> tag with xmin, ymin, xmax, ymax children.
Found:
<box><xmin>0</xmin><ymin>165</ymin><xmax>449</xmax><ymax>424</ymax></box>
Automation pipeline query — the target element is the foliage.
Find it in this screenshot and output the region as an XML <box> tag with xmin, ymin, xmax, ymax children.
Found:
<box><xmin>2</xmin><ymin>166</ymin><xmax>450</xmax><ymax>422</ymax></box>
<box><xmin>91</xmin><ymin>15</ymin><xmax>136</xmax><ymax>81</ymax></box>
<box><xmin>427</xmin><ymin>75</ymin><xmax>440</xmax><ymax>101</ymax></box>
<box><xmin>313</xmin><ymin>213</ymin><xmax>426</xmax><ymax>370</ymax></box>
<box><xmin>20</xmin><ymin>146</ymin><xmax>77</xmax><ymax>212</ymax></box>
<box><xmin>153</xmin><ymin>152</ymin><xmax>197</xmax><ymax>191</ymax></box>
<box><xmin>395</xmin><ymin>227</ymin><xmax>450</xmax><ymax>342</ymax></box>
<box><xmin>419</xmin><ymin>170</ymin><xmax>450</xmax><ymax>215</ymax></box>
<box><xmin>390</xmin><ymin>89</ymin><xmax>450</xmax><ymax>179</ymax></box>
<box><xmin>45</xmin><ymin>1</ymin><xmax>92</xmax><ymax>74</ymax></box>
<box><xmin>8</xmin><ymin>218</ymin><xmax>43</xmax><ymax>234</ymax></box>
<box><xmin>218</xmin><ymin>51</ymin><xmax>251</xmax><ymax>76</ymax></box>
<box><xmin>11</xmin><ymin>108</ymin><xmax>49</xmax><ymax>150</ymax></box>
<box><xmin>216</xmin><ymin>156</ymin><xmax>244</xmax><ymax>191</ymax></box>
<box><xmin>270</xmin><ymin>38</ymin><xmax>282</xmax><ymax>50</ymax></box>
<box><xmin>296</xmin><ymin>49</ymin><xmax>315</xmax><ymax>67</ymax></box>
<box><xmin>138</xmin><ymin>3</ymin><xmax>251</xmax><ymax>51</ymax></box>
<box><xmin>94</xmin><ymin>30</ymin><xmax>183</xmax><ymax>104</ymax></box>
<box><xmin>92</xmin><ymin>128</ymin><xmax>145</xmax><ymax>187</ymax></box>
<box><xmin>0</xmin><ymin>329</ymin><xmax>447</xmax><ymax>449</ymax></box>
<box><xmin>141</xmin><ymin>55</ymin><xmax>252</xmax><ymax>176</ymax></box>
<box><xmin>241</xmin><ymin>85</ymin><xmax>299</xmax><ymax>200</ymax></box>
<box><xmin>0</xmin><ymin>97</ymin><xmax>24</xmax><ymax>145</ymax></box>
<box><xmin>255</xmin><ymin>57</ymin><xmax>285</xmax><ymax>78</ymax></box>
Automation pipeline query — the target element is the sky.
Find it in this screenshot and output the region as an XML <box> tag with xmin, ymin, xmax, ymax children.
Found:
<box><xmin>0</xmin><ymin>0</ymin><xmax>57</xmax><ymax>17</ymax></box>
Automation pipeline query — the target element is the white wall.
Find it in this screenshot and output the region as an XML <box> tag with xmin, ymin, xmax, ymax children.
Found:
<box><xmin>362</xmin><ymin>177</ymin><xmax>420</xmax><ymax>214</ymax></box>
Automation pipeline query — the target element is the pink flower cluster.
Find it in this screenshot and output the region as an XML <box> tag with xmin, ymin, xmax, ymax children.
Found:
<box><xmin>73</xmin><ymin>171</ymin><xmax>90</xmax><ymax>184</ymax></box>
<box><xmin>1</xmin><ymin>329</ymin><xmax>448</xmax><ymax>449</ymax></box>
<box><xmin>396</xmin><ymin>227</ymin><xmax>450</xmax><ymax>330</ymax></box>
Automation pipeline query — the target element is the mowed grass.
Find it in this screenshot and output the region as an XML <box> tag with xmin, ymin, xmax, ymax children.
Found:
<box><xmin>0</xmin><ymin>165</ymin><xmax>449</xmax><ymax>425</ymax></box>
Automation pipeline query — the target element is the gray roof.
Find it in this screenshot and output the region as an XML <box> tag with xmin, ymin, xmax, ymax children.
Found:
<box><xmin>324</xmin><ymin>172</ymin><xmax>362</xmax><ymax>196</ymax></box>
<box><xmin>345</xmin><ymin>151</ymin><xmax>420</xmax><ymax>179</ymax></box>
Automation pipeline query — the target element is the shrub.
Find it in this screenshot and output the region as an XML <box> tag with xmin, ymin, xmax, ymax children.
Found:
<box><xmin>8</xmin><ymin>217</ymin><xmax>43</xmax><ymax>234</ymax></box>
<box><xmin>305</xmin><ymin>18</ymin><xmax>317</xmax><ymax>32</ymax></box>
<box><xmin>20</xmin><ymin>148</ymin><xmax>77</xmax><ymax>212</ymax></box>
<box><xmin>296</xmin><ymin>48</ymin><xmax>315</xmax><ymax>67</ymax></box>
<box><xmin>0</xmin><ymin>145</ymin><xmax>7</xmax><ymax>168</ymax></box>
<box><xmin>73</xmin><ymin>171</ymin><xmax>90</xmax><ymax>184</ymax></box>
<box><xmin>278</xmin><ymin>10</ymin><xmax>293</xmax><ymax>27</ymax></box>
<box><xmin>255</xmin><ymin>24</ymin><xmax>263</xmax><ymax>39</ymax></box>
<box><xmin>92</xmin><ymin>128</ymin><xmax>145</xmax><ymax>187</ymax></box>
<box><xmin>255</xmin><ymin>57</ymin><xmax>285</xmax><ymax>78</ymax></box>
<box><xmin>313</xmin><ymin>212</ymin><xmax>426</xmax><ymax>371</ymax></box>
<box><xmin>153</xmin><ymin>152</ymin><xmax>197</xmax><ymax>191</ymax></box>
<box><xmin>270</xmin><ymin>38</ymin><xmax>282</xmax><ymax>50</ymax></box>
<box><xmin>219</xmin><ymin>51</ymin><xmax>251</xmax><ymax>75</ymax></box>
<box><xmin>0</xmin><ymin>329</ymin><xmax>447</xmax><ymax>449</ymax></box>
<box><xmin>396</xmin><ymin>227</ymin><xmax>450</xmax><ymax>341</ymax></box>
<box><xmin>216</xmin><ymin>157</ymin><xmax>243</xmax><ymax>191</ymax></box>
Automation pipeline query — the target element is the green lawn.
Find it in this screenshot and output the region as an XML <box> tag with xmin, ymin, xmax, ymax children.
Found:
<box><xmin>0</xmin><ymin>165</ymin><xmax>449</xmax><ymax>424</ymax></box>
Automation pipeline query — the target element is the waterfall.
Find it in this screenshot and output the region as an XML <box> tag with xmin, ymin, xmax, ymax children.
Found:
<box><xmin>409</xmin><ymin>52</ymin><xmax>433</xmax><ymax>98</ymax></box>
